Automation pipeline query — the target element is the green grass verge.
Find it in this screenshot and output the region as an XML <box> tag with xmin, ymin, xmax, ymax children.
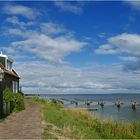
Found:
<box><xmin>34</xmin><ymin>97</ymin><xmax>140</xmax><ymax>139</ymax></box>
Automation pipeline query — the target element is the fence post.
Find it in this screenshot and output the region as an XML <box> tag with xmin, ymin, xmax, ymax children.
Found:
<box><xmin>6</xmin><ymin>102</ymin><xmax>9</xmax><ymax>115</ymax></box>
<box><xmin>0</xmin><ymin>80</ymin><xmax>3</xmax><ymax>118</ymax></box>
<box><xmin>10</xmin><ymin>101</ymin><xmax>13</xmax><ymax>113</ymax></box>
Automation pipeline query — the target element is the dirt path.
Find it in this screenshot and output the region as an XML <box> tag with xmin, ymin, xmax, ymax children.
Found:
<box><xmin>0</xmin><ymin>102</ymin><xmax>42</xmax><ymax>139</ymax></box>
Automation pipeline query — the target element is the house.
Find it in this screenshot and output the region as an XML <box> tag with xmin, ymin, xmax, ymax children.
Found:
<box><xmin>0</xmin><ymin>52</ymin><xmax>20</xmax><ymax>92</ymax></box>
<box><xmin>0</xmin><ymin>52</ymin><xmax>20</xmax><ymax>117</ymax></box>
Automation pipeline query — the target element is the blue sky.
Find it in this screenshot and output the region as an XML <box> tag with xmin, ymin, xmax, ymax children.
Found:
<box><xmin>1</xmin><ymin>1</ymin><xmax>140</xmax><ymax>94</ymax></box>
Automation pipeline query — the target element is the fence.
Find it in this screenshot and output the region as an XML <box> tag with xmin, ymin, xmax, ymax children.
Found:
<box><xmin>3</xmin><ymin>102</ymin><xmax>14</xmax><ymax>115</ymax></box>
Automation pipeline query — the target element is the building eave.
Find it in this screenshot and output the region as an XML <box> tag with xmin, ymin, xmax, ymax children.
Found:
<box><xmin>0</xmin><ymin>64</ymin><xmax>20</xmax><ymax>79</ymax></box>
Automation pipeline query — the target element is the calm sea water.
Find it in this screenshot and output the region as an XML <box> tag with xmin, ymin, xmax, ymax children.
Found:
<box><xmin>41</xmin><ymin>94</ymin><xmax>140</xmax><ymax>121</ymax></box>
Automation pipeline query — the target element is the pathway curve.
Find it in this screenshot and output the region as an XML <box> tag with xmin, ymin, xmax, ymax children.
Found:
<box><xmin>0</xmin><ymin>102</ymin><xmax>42</xmax><ymax>139</ymax></box>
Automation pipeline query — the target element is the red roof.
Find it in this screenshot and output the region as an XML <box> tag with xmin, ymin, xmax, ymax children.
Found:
<box><xmin>0</xmin><ymin>64</ymin><xmax>20</xmax><ymax>79</ymax></box>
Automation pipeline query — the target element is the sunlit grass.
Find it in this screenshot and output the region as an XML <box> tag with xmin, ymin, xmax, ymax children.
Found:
<box><xmin>34</xmin><ymin>97</ymin><xmax>140</xmax><ymax>139</ymax></box>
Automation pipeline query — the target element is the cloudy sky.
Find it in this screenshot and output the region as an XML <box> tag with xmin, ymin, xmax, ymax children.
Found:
<box><xmin>0</xmin><ymin>1</ymin><xmax>140</xmax><ymax>94</ymax></box>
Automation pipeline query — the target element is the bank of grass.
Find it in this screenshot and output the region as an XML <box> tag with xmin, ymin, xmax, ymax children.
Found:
<box><xmin>34</xmin><ymin>97</ymin><xmax>140</xmax><ymax>139</ymax></box>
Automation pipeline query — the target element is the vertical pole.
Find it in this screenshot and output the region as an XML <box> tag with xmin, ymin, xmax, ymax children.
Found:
<box><xmin>0</xmin><ymin>80</ymin><xmax>3</xmax><ymax>118</ymax></box>
<box><xmin>6</xmin><ymin>102</ymin><xmax>8</xmax><ymax>115</ymax></box>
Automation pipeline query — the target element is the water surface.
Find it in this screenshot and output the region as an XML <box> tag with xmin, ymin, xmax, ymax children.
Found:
<box><xmin>41</xmin><ymin>94</ymin><xmax>140</xmax><ymax>121</ymax></box>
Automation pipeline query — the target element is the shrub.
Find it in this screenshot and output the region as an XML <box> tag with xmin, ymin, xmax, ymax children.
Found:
<box><xmin>12</xmin><ymin>93</ymin><xmax>25</xmax><ymax>111</ymax></box>
<box><xmin>3</xmin><ymin>87</ymin><xmax>25</xmax><ymax>112</ymax></box>
<box><xmin>3</xmin><ymin>87</ymin><xmax>13</xmax><ymax>102</ymax></box>
<box><xmin>18</xmin><ymin>91</ymin><xmax>24</xmax><ymax>96</ymax></box>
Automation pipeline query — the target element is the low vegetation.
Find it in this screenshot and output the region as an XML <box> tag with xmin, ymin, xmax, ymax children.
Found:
<box><xmin>3</xmin><ymin>87</ymin><xmax>25</xmax><ymax>112</ymax></box>
<box><xmin>34</xmin><ymin>97</ymin><xmax>140</xmax><ymax>139</ymax></box>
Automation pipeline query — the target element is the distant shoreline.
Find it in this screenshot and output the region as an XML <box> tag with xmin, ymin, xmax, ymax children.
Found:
<box><xmin>25</xmin><ymin>93</ymin><xmax>140</xmax><ymax>96</ymax></box>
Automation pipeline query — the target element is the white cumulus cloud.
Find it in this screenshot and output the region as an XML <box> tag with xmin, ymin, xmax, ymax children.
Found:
<box><xmin>95</xmin><ymin>33</ymin><xmax>140</xmax><ymax>57</ymax></box>
<box><xmin>11</xmin><ymin>33</ymin><xmax>87</xmax><ymax>63</ymax></box>
<box><xmin>13</xmin><ymin>61</ymin><xmax>140</xmax><ymax>94</ymax></box>
<box><xmin>4</xmin><ymin>18</ymin><xmax>87</xmax><ymax>63</ymax></box>
<box><xmin>40</xmin><ymin>22</ymin><xmax>69</xmax><ymax>36</ymax></box>
<box><xmin>6</xmin><ymin>16</ymin><xmax>34</xmax><ymax>26</ymax></box>
<box><xmin>3</xmin><ymin>4</ymin><xmax>40</xmax><ymax>19</ymax></box>
<box><xmin>54</xmin><ymin>1</ymin><xmax>83</xmax><ymax>14</ymax></box>
<box><xmin>125</xmin><ymin>1</ymin><xmax>140</xmax><ymax>11</ymax></box>
<box><xmin>119</xmin><ymin>56</ymin><xmax>138</xmax><ymax>62</ymax></box>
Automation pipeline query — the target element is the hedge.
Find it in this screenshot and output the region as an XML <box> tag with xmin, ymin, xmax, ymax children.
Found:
<box><xmin>3</xmin><ymin>87</ymin><xmax>25</xmax><ymax>112</ymax></box>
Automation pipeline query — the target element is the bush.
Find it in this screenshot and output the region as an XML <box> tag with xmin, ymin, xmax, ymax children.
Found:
<box><xmin>33</xmin><ymin>96</ymin><xmax>46</xmax><ymax>104</ymax></box>
<box><xmin>18</xmin><ymin>91</ymin><xmax>24</xmax><ymax>96</ymax></box>
<box><xmin>3</xmin><ymin>87</ymin><xmax>13</xmax><ymax>102</ymax></box>
<box><xmin>3</xmin><ymin>87</ymin><xmax>25</xmax><ymax>112</ymax></box>
<box><xmin>12</xmin><ymin>93</ymin><xmax>25</xmax><ymax>111</ymax></box>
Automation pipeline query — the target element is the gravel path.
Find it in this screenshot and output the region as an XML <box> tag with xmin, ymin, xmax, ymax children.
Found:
<box><xmin>0</xmin><ymin>103</ymin><xmax>42</xmax><ymax>139</ymax></box>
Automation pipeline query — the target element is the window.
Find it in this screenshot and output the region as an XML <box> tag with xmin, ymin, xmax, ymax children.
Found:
<box><xmin>7</xmin><ymin>60</ymin><xmax>12</xmax><ymax>70</ymax></box>
<box><xmin>12</xmin><ymin>81</ymin><xmax>18</xmax><ymax>93</ymax></box>
<box><xmin>15</xmin><ymin>82</ymin><xmax>18</xmax><ymax>93</ymax></box>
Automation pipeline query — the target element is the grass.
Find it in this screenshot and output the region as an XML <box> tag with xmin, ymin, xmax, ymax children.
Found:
<box><xmin>34</xmin><ymin>97</ymin><xmax>140</xmax><ymax>139</ymax></box>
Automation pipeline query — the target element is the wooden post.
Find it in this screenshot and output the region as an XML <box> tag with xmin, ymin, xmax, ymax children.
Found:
<box><xmin>6</xmin><ymin>102</ymin><xmax>8</xmax><ymax>115</ymax></box>
<box><xmin>10</xmin><ymin>101</ymin><xmax>13</xmax><ymax>113</ymax></box>
<box><xmin>0</xmin><ymin>80</ymin><xmax>3</xmax><ymax>118</ymax></box>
